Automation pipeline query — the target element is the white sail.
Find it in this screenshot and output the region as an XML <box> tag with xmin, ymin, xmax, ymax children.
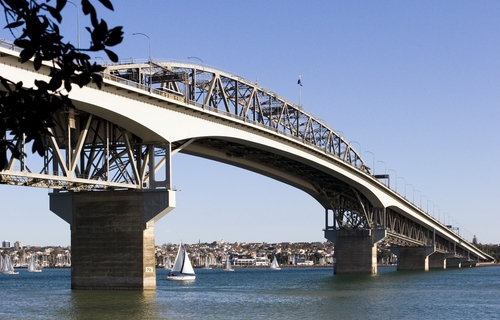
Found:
<box><xmin>223</xmin><ymin>255</ymin><xmax>234</xmax><ymax>271</ymax></box>
<box><xmin>28</xmin><ymin>255</ymin><xmax>42</xmax><ymax>273</ymax></box>
<box><xmin>2</xmin><ymin>255</ymin><xmax>19</xmax><ymax>275</ymax></box>
<box><xmin>203</xmin><ymin>256</ymin><xmax>212</xmax><ymax>269</ymax></box>
<box><xmin>166</xmin><ymin>242</ymin><xmax>196</xmax><ymax>281</ymax></box>
<box><xmin>171</xmin><ymin>243</ymin><xmax>184</xmax><ymax>273</ymax></box>
<box><xmin>180</xmin><ymin>248</ymin><xmax>195</xmax><ymax>275</ymax></box>
<box><xmin>270</xmin><ymin>255</ymin><xmax>281</xmax><ymax>270</ymax></box>
<box><xmin>164</xmin><ymin>256</ymin><xmax>172</xmax><ymax>270</ymax></box>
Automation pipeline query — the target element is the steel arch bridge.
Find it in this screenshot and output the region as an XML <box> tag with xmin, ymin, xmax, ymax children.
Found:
<box><xmin>0</xmin><ymin>41</ymin><xmax>493</xmax><ymax>268</ymax></box>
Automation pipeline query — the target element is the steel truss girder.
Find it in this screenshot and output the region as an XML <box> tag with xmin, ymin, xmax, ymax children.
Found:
<box><xmin>104</xmin><ymin>62</ymin><xmax>370</xmax><ymax>174</ymax></box>
<box><xmin>0</xmin><ymin>109</ymin><xmax>170</xmax><ymax>191</ymax></box>
<box><xmin>324</xmin><ymin>194</ymin><xmax>474</xmax><ymax>258</ymax></box>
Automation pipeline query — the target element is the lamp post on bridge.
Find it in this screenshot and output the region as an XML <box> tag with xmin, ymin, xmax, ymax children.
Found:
<box><xmin>365</xmin><ymin>151</ymin><xmax>374</xmax><ymax>175</ymax></box>
<box><xmin>427</xmin><ymin>199</ymin><xmax>433</xmax><ymax>216</ymax></box>
<box><xmin>388</xmin><ymin>169</ymin><xmax>397</xmax><ymax>191</ymax></box>
<box><xmin>406</xmin><ymin>183</ymin><xmax>413</xmax><ymax>202</ymax></box>
<box><xmin>132</xmin><ymin>32</ymin><xmax>152</xmax><ymax>92</ymax></box>
<box><xmin>413</xmin><ymin>189</ymin><xmax>420</xmax><ymax>208</ymax></box>
<box><xmin>433</xmin><ymin>205</ymin><xmax>439</xmax><ymax>221</ymax></box>
<box><xmin>187</xmin><ymin>56</ymin><xmax>204</xmax><ymax>65</ymax></box>
<box><xmin>377</xmin><ymin>160</ymin><xmax>387</xmax><ymax>186</ymax></box>
<box><xmin>397</xmin><ymin>176</ymin><xmax>406</xmax><ymax>198</ymax></box>
<box><xmin>67</xmin><ymin>1</ymin><xmax>80</xmax><ymax>49</ymax></box>
<box><xmin>420</xmin><ymin>194</ymin><xmax>428</xmax><ymax>210</ymax></box>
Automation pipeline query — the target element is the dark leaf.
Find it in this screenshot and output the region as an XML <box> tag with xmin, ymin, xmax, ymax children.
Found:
<box><xmin>64</xmin><ymin>79</ymin><xmax>72</xmax><ymax>92</ymax></box>
<box><xmin>98</xmin><ymin>0</ymin><xmax>114</xmax><ymax>10</ymax></box>
<box><xmin>104</xmin><ymin>26</ymin><xmax>124</xmax><ymax>47</ymax></box>
<box><xmin>34</xmin><ymin>54</ymin><xmax>42</xmax><ymax>71</ymax></box>
<box><xmin>19</xmin><ymin>46</ymin><xmax>37</xmax><ymax>63</ymax></box>
<box><xmin>57</xmin><ymin>0</ymin><xmax>68</xmax><ymax>11</ymax></box>
<box><xmin>32</xmin><ymin>136</ymin><xmax>45</xmax><ymax>157</ymax></box>
<box><xmin>48</xmin><ymin>76</ymin><xmax>63</xmax><ymax>91</ymax></box>
<box><xmin>104</xmin><ymin>49</ymin><xmax>118</xmax><ymax>62</ymax></box>
<box><xmin>35</xmin><ymin>80</ymin><xmax>48</xmax><ymax>91</ymax></box>
<box><xmin>5</xmin><ymin>21</ymin><xmax>24</xmax><ymax>29</ymax></box>
<box><xmin>13</xmin><ymin>39</ymin><xmax>30</xmax><ymax>49</ymax></box>
<box><xmin>0</xmin><ymin>77</ymin><xmax>13</xmax><ymax>92</ymax></box>
<box><xmin>81</xmin><ymin>0</ymin><xmax>92</xmax><ymax>15</ymax></box>
<box><xmin>91</xmin><ymin>73</ymin><xmax>103</xmax><ymax>89</ymax></box>
<box><xmin>47</xmin><ymin>6</ymin><xmax>63</xmax><ymax>23</ymax></box>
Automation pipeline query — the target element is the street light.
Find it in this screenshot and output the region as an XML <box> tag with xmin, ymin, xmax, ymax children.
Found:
<box><xmin>406</xmin><ymin>183</ymin><xmax>414</xmax><ymax>202</ymax></box>
<box><xmin>365</xmin><ymin>151</ymin><xmax>374</xmax><ymax>174</ymax></box>
<box><xmin>421</xmin><ymin>195</ymin><xmax>427</xmax><ymax>211</ymax></box>
<box><xmin>132</xmin><ymin>32</ymin><xmax>152</xmax><ymax>62</ymax></box>
<box><xmin>388</xmin><ymin>169</ymin><xmax>397</xmax><ymax>191</ymax></box>
<box><xmin>187</xmin><ymin>56</ymin><xmax>204</xmax><ymax>65</ymax></box>
<box><xmin>377</xmin><ymin>160</ymin><xmax>387</xmax><ymax>185</ymax></box>
<box><xmin>132</xmin><ymin>33</ymin><xmax>152</xmax><ymax>91</ymax></box>
<box><xmin>427</xmin><ymin>199</ymin><xmax>433</xmax><ymax>216</ymax></box>
<box><xmin>413</xmin><ymin>189</ymin><xmax>420</xmax><ymax>207</ymax></box>
<box><xmin>397</xmin><ymin>176</ymin><xmax>406</xmax><ymax>197</ymax></box>
<box><xmin>67</xmin><ymin>1</ymin><xmax>80</xmax><ymax>49</ymax></box>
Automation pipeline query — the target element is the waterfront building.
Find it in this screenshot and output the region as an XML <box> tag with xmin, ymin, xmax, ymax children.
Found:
<box><xmin>14</xmin><ymin>241</ymin><xmax>22</xmax><ymax>250</ymax></box>
<box><xmin>2</xmin><ymin>240</ymin><xmax>10</xmax><ymax>248</ymax></box>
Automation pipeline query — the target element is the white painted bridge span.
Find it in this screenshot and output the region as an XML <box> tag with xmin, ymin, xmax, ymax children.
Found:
<box><xmin>0</xmin><ymin>42</ymin><xmax>493</xmax><ymax>285</ymax></box>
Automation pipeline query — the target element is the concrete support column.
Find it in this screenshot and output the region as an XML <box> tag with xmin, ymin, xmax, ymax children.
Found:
<box><xmin>446</xmin><ymin>257</ymin><xmax>463</xmax><ymax>268</ymax></box>
<box><xmin>391</xmin><ymin>246</ymin><xmax>434</xmax><ymax>271</ymax></box>
<box><xmin>461</xmin><ymin>260</ymin><xmax>472</xmax><ymax>268</ymax></box>
<box><xmin>325</xmin><ymin>229</ymin><xmax>386</xmax><ymax>275</ymax></box>
<box><xmin>428</xmin><ymin>252</ymin><xmax>446</xmax><ymax>270</ymax></box>
<box><xmin>50</xmin><ymin>189</ymin><xmax>175</xmax><ymax>290</ymax></box>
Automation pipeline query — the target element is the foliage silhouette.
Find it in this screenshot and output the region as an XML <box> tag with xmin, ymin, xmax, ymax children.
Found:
<box><xmin>0</xmin><ymin>0</ymin><xmax>123</xmax><ymax>169</ymax></box>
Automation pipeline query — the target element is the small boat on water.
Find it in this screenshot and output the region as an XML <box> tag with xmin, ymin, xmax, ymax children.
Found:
<box><xmin>166</xmin><ymin>242</ymin><xmax>196</xmax><ymax>281</ymax></box>
<box><xmin>223</xmin><ymin>255</ymin><xmax>234</xmax><ymax>272</ymax></box>
<box><xmin>27</xmin><ymin>255</ymin><xmax>42</xmax><ymax>273</ymax></box>
<box><xmin>270</xmin><ymin>255</ymin><xmax>281</xmax><ymax>270</ymax></box>
<box><xmin>164</xmin><ymin>256</ymin><xmax>172</xmax><ymax>270</ymax></box>
<box><xmin>1</xmin><ymin>255</ymin><xmax>19</xmax><ymax>275</ymax></box>
<box><xmin>202</xmin><ymin>256</ymin><xmax>212</xmax><ymax>270</ymax></box>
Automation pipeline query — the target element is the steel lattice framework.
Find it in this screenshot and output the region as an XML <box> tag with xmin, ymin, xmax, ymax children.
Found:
<box><xmin>104</xmin><ymin>61</ymin><xmax>370</xmax><ymax>175</ymax></box>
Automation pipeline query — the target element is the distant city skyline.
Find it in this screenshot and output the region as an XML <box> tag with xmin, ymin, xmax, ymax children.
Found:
<box><xmin>0</xmin><ymin>1</ymin><xmax>499</xmax><ymax>246</ymax></box>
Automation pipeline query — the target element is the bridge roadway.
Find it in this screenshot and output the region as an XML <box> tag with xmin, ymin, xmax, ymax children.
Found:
<box><xmin>0</xmin><ymin>42</ymin><xmax>493</xmax><ymax>289</ymax></box>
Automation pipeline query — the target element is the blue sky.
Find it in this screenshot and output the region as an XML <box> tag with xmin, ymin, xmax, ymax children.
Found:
<box><xmin>0</xmin><ymin>1</ymin><xmax>498</xmax><ymax>246</ymax></box>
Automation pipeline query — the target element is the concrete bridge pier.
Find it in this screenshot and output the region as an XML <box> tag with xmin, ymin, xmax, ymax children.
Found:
<box><xmin>391</xmin><ymin>246</ymin><xmax>435</xmax><ymax>271</ymax></box>
<box><xmin>50</xmin><ymin>189</ymin><xmax>175</xmax><ymax>290</ymax></box>
<box><xmin>428</xmin><ymin>252</ymin><xmax>446</xmax><ymax>269</ymax></box>
<box><xmin>446</xmin><ymin>256</ymin><xmax>469</xmax><ymax>268</ymax></box>
<box><xmin>325</xmin><ymin>229</ymin><xmax>386</xmax><ymax>275</ymax></box>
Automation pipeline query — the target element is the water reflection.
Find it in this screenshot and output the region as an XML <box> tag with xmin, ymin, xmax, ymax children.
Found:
<box><xmin>65</xmin><ymin>290</ymin><xmax>160</xmax><ymax>319</ymax></box>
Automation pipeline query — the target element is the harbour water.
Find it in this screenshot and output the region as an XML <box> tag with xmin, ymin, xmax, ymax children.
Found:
<box><xmin>1</xmin><ymin>266</ymin><xmax>499</xmax><ymax>319</ymax></box>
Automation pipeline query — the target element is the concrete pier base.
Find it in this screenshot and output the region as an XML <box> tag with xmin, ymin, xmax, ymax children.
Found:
<box><xmin>50</xmin><ymin>189</ymin><xmax>175</xmax><ymax>290</ymax></box>
<box><xmin>325</xmin><ymin>229</ymin><xmax>386</xmax><ymax>275</ymax></box>
<box><xmin>429</xmin><ymin>252</ymin><xmax>446</xmax><ymax>270</ymax></box>
<box><xmin>446</xmin><ymin>257</ymin><xmax>463</xmax><ymax>268</ymax></box>
<box><xmin>391</xmin><ymin>246</ymin><xmax>434</xmax><ymax>271</ymax></box>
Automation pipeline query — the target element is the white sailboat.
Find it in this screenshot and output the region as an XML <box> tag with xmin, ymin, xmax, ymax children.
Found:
<box><xmin>164</xmin><ymin>256</ymin><xmax>172</xmax><ymax>270</ymax></box>
<box><xmin>223</xmin><ymin>255</ymin><xmax>234</xmax><ymax>272</ymax></box>
<box><xmin>27</xmin><ymin>255</ymin><xmax>42</xmax><ymax>273</ymax></box>
<box><xmin>270</xmin><ymin>255</ymin><xmax>281</xmax><ymax>270</ymax></box>
<box><xmin>202</xmin><ymin>256</ymin><xmax>212</xmax><ymax>270</ymax></box>
<box><xmin>166</xmin><ymin>242</ymin><xmax>196</xmax><ymax>281</ymax></box>
<box><xmin>1</xmin><ymin>255</ymin><xmax>19</xmax><ymax>275</ymax></box>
